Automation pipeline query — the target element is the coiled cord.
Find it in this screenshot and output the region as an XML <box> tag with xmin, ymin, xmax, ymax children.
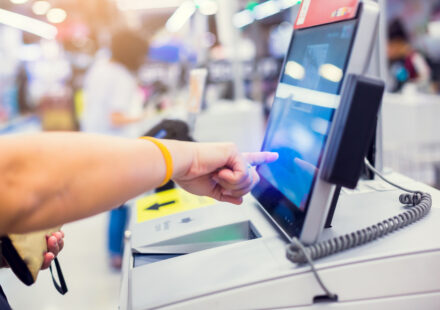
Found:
<box><xmin>286</xmin><ymin>159</ymin><xmax>432</xmax><ymax>300</ymax></box>
<box><xmin>286</xmin><ymin>192</ymin><xmax>431</xmax><ymax>264</ymax></box>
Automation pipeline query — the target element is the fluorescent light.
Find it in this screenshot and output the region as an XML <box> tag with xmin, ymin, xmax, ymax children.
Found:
<box><xmin>10</xmin><ymin>0</ymin><xmax>29</xmax><ymax>4</ymax></box>
<box><xmin>32</xmin><ymin>1</ymin><xmax>51</xmax><ymax>16</ymax></box>
<box><xmin>234</xmin><ymin>0</ymin><xmax>301</xmax><ymax>28</ymax></box>
<box><xmin>165</xmin><ymin>1</ymin><xmax>196</xmax><ymax>33</ymax></box>
<box><xmin>233</xmin><ymin>10</ymin><xmax>254</xmax><ymax>28</ymax></box>
<box><xmin>0</xmin><ymin>8</ymin><xmax>57</xmax><ymax>39</ymax></box>
<box><xmin>254</xmin><ymin>0</ymin><xmax>280</xmax><ymax>20</ymax></box>
<box><xmin>46</xmin><ymin>8</ymin><xmax>66</xmax><ymax>24</ymax></box>
<box><xmin>278</xmin><ymin>0</ymin><xmax>297</xmax><ymax>9</ymax></box>
<box><xmin>319</xmin><ymin>64</ymin><xmax>343</xmax><ymax>83</ymax></box>
<box><xmin>117</xmin><ymin>0</ymin><xmax>184</xmax><ymax>11</ymax></box>
<box><xmin>198</xmin><ymin>0</ymin><xmax>218</xmax><ymax>16</ymax></box>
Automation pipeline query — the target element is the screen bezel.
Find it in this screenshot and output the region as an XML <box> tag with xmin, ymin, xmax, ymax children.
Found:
<box><xmin>252</xmin><ymin>18</ymin><xmax>360</xmax><ymax>241</ymax></box>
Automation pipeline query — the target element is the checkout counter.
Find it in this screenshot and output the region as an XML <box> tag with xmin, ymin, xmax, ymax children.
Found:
<box><xmin>0</xmin><ymin>115</ymin><xmax>41</xmax><ymax>135</ymax></box>
<box><xmin>118</xmin><ymin>0</ymin><xmax>440</xmax><ymax>307</ymax></box>
<box><xmin>382</xmin><ymin>91</ymin><xmax>440</xmax><ymax>185</ymax></box>
<box><xmin>119</xmin><ymin>173</ymin><xmax>440</xmax><ymax>309</ymax></box>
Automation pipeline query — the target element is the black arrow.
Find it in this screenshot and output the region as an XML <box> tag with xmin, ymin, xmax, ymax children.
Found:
<box><xmin>145</xmin><ymin>200</ymin><xmax>176</xmax><ymax>211</ymax></box>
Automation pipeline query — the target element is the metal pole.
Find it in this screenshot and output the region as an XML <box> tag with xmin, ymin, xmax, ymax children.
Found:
<box><xmin>215</xmin><ymin>0</ymin><xmax>245</xmax><ymax>100</ymax></box>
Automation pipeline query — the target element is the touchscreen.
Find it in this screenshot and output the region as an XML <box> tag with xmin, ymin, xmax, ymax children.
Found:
<box><xmin>253</xmin><ymin>20</ymin><xmax>357</xmax><ymax>238</ymax></box>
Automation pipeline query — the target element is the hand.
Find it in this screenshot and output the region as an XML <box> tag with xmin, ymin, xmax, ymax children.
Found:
<box><xmin>41</xmin><ymin>231</ymin><xmax>64</xmax><ymax>270</ymax></box>
<box><xmin>174</xmin><ymin>143</ymin><xmax>278</xmax><ymax>205</ymax></box>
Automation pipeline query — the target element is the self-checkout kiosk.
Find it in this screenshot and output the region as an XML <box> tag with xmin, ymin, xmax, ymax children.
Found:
<box><xmin>120</xmin><ymin>1</ymin><xmax>440</xmax><ymax>309</ymax></box>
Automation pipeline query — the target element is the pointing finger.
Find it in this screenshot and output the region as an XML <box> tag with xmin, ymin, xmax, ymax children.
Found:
<box><xmin>243</xmin><ymin>152</ymin><xmax>279</xmax><ymax>167</ymax></box>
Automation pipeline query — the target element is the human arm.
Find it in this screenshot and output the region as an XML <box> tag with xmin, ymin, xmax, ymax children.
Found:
<box><xmin>110</xmin><ymin>104</ymin><xmax>157</xmax><ymax>127</ymax></box>
<box><xmin>0</xmin><ymin>133</ymin><xmax>277</xmax><ymax>235</ymax></box>
<box><xmin>110</xmin><ymin>112</ymin><xmax>142</xmax><ymax>127</ymax></box>
<box><xmin>108</xmin><ymin>72</ymin><xmax>143</xmax><ymax>128</ymax></box>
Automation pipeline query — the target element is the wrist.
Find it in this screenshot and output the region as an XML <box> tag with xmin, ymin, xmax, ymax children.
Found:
<box><xmin>156</xmin><ymin>139</ymin><xmax>196</xmax><ymax>180</ymax></box>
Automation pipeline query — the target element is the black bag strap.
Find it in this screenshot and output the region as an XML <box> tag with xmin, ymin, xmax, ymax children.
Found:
<box><xmin>0</xmin><ymin>284</ymin><xmax>12</xmax><ymax>310</ymax></box>
<box><xmin>0</xmin><ymin>236</ymin><xmax>34</xmax><ymax>285</ymax></box>
<box><xmin>49</xmin><ymin>258</ymin><xmax>68</xmax><ymax>295</ymax></box>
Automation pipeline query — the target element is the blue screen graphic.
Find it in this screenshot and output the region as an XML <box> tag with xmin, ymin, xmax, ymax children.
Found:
<box><xmin>255</xmin><ymin>20</ymin><xmax>356</xmax><ymax>225</ymax></box>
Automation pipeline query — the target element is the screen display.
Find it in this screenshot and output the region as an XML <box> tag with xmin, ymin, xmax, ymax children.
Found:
<box><xmin>252</xmin><ymin>20</ymin><xmax>357</xmax><ymax>238</ymax></box>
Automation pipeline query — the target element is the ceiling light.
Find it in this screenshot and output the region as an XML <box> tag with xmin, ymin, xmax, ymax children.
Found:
<box><xmin>198</xmin><ymin>0</ymin><xmax>218</xmax><ymax>16</ymax></box>
<box><xmin>46</xmin><ymin>8</ymin><xmax>67</xmax><ymax>24</ymax></box>
<box><xmin>233</xmin><ymin>10</ymin><xmax>254</xmax><ymax>28</ymax></box>
<box><xmin>234</xmin><ymin>0</ymin><xmax>301</xmax><ymax>28</ymax></box>
<box><xmin>254</xmin><ymin>1</ymin><xmax>280</xmax><ymax>20</ymax></box>
<box><xmin>117</xmin><ymin>0</ymin><xmax>184</xmax><ymax>11</ymax></box>
<box><xmin>278</xmin><ymin>0</ymin><xmax>297</xmax><ymax>9</ymax></box>
<box><xmin>10</xmin><ymin>0</ymin><xmax>29</xmax><ymax>4</ymax></box>
<box><xmin>165</xmin><ymin>1</ymin><xmax>196</xmax><ymax>33</ymax></box>
<box><xmin>0</xmin><ymin>8</ymin><xmax>57</xmax><ymax>39</ymax></box>
<box><xmin>32</xmin><ymin>1</ymin><xmax>51</xmax><ymax>16</ymax></box>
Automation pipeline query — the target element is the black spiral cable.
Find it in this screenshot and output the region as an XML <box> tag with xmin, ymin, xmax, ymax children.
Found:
<box><xmin>287</xmin><ymin>192</ymin><xmax>431</xmax><ymax>264</ymax></box>
<box><xmin>285</xmin><ymin>159</ymin><xmax>432</xmax><ymax>300</ymax></box>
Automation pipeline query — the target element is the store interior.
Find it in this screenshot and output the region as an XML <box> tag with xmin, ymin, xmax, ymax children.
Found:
<box><xmin>1</xmin><ymin>0</ymin><xmax>440</xmax><ymax>309</ymax></box>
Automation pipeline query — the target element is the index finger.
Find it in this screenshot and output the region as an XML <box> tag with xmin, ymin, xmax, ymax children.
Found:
<box><xmin>243</xmin><ymin>152</ymin><xmax>279</xmax><ymax>167</ymax></box>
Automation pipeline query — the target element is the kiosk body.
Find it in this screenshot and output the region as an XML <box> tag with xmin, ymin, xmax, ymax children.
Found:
<box><xmin>121</xmin><ymin>175</ymin><xmax>440</xmax><ymax>309</ymax></box>
<box><xmin>120</xmin><ymin>0</ymin><xmax>440</xmax><ymax>309</ymax></box>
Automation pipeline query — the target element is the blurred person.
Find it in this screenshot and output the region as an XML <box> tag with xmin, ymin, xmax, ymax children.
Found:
<box><xmin>387</xmin><ymin>19</ymin><xmax>431</xmax><ymax>92</ymax></box>
<box><xmin>81</xmin><ymin>29</ymin><xmax>148</xmax><ymax>135</ymax></box>
<box><xmin>81</xmin><ymin>29</ymin><xmax>149</xmax><ymax>269</ymax></box>
<box><xmin>0</xmin><ymin>132</ymin><xmax>277</xmax><ymax>308</ymax></box>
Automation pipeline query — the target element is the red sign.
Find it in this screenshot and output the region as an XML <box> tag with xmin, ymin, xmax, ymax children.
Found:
<box><xmin>295</xmin><ymin>0</ymin><xmax>360</xmax><ymax>29</ymax></box>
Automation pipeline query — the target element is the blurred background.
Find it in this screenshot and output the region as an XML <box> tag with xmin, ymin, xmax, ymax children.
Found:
<box><xmin>0</xmin><ymin>0</ymin><xmax>440</xmax><ymax>309</ymax></box>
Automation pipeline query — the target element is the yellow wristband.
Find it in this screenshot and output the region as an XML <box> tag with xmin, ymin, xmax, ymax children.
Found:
<box><xmin>140</xmin><ymin>137</ymin><xmax>173</xmax><ymax>186</ymax></box>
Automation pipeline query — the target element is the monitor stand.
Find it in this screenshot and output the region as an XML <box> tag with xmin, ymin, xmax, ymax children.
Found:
<box><xmin>324</xmin><ymin>185</ymin><xmax>342</xmax><ymax>228</ymax></box>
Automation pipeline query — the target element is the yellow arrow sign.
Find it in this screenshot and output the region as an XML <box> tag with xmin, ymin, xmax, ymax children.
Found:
<box><xmin>136</xmin><ymin>188</ymin><xmax>216</xmax><ymax>223</ymax></box>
